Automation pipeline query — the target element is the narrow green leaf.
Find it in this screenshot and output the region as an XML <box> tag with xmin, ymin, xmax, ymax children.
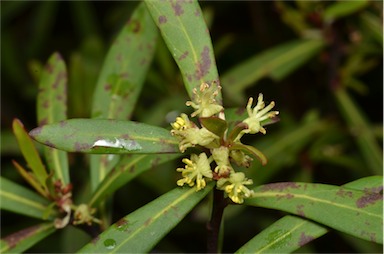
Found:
<box><xmin>236</xmin><ymin>215</ymin><xmax>327</xmax><ymax>254</ymax></box>
<box><xmin>79</xmin><ymin>183</ymin><xmax>214</xmax><ymax>253</ymax></box>
<box><xmin>29</xmin><ymin>119</ymin><xmax>179</xmax><ymax>154</ymax></box>
<box><xmin>91</xmin><ymin>2</ymin><xmax>157</xmax><ymax>120</ymax></box>
<box><xmin>245</xmin><ymin>181</ymin><xmax>383</xmax><ymax>243</ymax></box>
<box><xmin>89</xmin><ymin>153</ymin><xmax>180</xmax><ymax>207</ymax></box>
<box><xmin>12</xmin><ymin>119</ymin><xmax>48</xmax><ymax>191</ymax></box>
<box><xmin>334</xmin><ymin>88</ymin><xmax>382</xmax><ymax>174</ymax></box>
<box><xmin>0</xmin><ymin>177</ymin><xmax>54</xmax><ymax>220</ymax></box>
<box><xmin>0</xmin><ymin>223</ymin><xmax>56</xmax><ymax>253</ymax></box>
<box><xmin>221</xmin><ymin>39</ymin><xmax>324</xmax><ymax>103</ymax></box>
<box><xmin>90</xmin><ymin>2</ymin><xmax>158</xmax><ymax>191</ymax></box>
<box><xmin>145</xmin><ymin>0</ymin><xmax>222</xmax><ymax>100</ymax></box>
<box><xmin>237</xmin><ymin>176</ymin><xmax>382</xmax><ymax>253</ymax></box>
<box><xmin>37</xmin><ymin>52</ymin><xmax>69</xmax><ymax>185</ymax></box>
<box><xmin>324</xmin><ymin>0</ymin><xmax>368</xmax><ymax>23</ymax></box>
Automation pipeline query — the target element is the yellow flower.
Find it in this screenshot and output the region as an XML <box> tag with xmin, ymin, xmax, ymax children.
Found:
<box><xmin>240</xmin><ymin>94</ymin><xmax>279</xmax><ymax>137</ymax></box>
<box><xmin>177</xmin><ymin>153</ymin><xmax>213</xmax><ymax>191</ymax></box>
<box><xmin>171</xmin><ymin>114</ymin><xmax>219</xmax><ymax>152</ymax></box>
<box><xmin>217</xmin><ymin>172</ymin><xmax>254</xmax><ymax>204</ymax></box>
<box><xmin>186</xmin><ymin>82</ymin><xmax>224</xmax><ymax>118</ymax></box>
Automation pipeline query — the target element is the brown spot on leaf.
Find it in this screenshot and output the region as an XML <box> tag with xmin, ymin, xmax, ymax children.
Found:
<box><xmin>356</xmin><ymin>191</ymin><xmax>382</xmax><ymax>208</ymax></box>
<box><xmin>235</xmin><ymin>107</ymin><xmax>245</xmax><ymax>116</ymax></box>
<box><xmin>3</xmin><ymin>224</ymin><xmax>43</xmax><ymax>249</ymax></box>
<box><xmin>144</xmin><ymin>218</ymin><xmax>152</xmax><ymax>226</ymax></box>
<box><xmin>158</xmin><ymin>15</ymin><xmax>167</xmax><ymax>24</ymax></box>
<box><xmin>42</xmin><ymin>100</ymin><xmax>50</xmax><ymax>109</ymax></box>
<box><xmin>261</xmin><ymin>182</ymin><xmax>300</xmax><ymax>192</ymax></box>
<box><xmin>195</xmin><ymin>46</ymin><xmax>211</xmax><ymax>80</ymax></box>
<box><xmin>39</xmin><ymin>118</ymin><xmax>48</xmax><ymax>126</ymax></box>
<box><xmin>116</xmin><ymin>218</ymin><xmax>128</xmax><ymax>227</ymax></box>
<box><xmin>171</xmin><ymin>2</ymin><xmax>184</xmax><ymax>16</ymax></box>
<box><xmin>129</xmin><ymin>165</ymin><xmax>135</xmax><ymax>173</ymax></box>
<box><xmin>296</xmin><ymin>204</ymin><xmax>306</xmax><ymax>217</ymax></box>
<box><xmin>45</xmin><ymin>141</ymin><xmax>57</xmax><ymax>149</ymax></box>
<box><xmin>75</xmin><ymin>142</ymin><xmax>91</xmax><ymax>151</ymax></box>
<box><xmin>104</xmin><ymin>84</ymin><xmax>112</xmax><ymax>91</ymax></box>
<box><xmin>46</xmin><ymin>63</ymin><xmax>54</xmax><ymax>73</ymax></box>
<box><xmin>29</xmin><ymin>127</ymin><xmax>42</xmax><ymax>137</ymax></box>
<box><xmin>298</xmin><ymin>232</ymin><xmax>314</xmax><ymax>246</ymax></box>
<box><xmin>361</xmin><ymin>231</ymin><xmax>376</xmax><ymax>242</ymax></box>
<box><xmin>178</xmin><ymin>51</ymin><xmax>189</xmax><ymax>61</ymax></box>
<box><xmin>52</xmin><ymin>71</ymin><xmax>66</xmax><ymax>89</ymax></box>
<box><xmin>128</xmin><ymin>19</ymin><xmax>141</xmax><ymax>33</ymax></box>
<box><xmin>194</xmin><ymin>8</ymin><xmax>201</xmax><ymax>16</ymax></box>
<box><xmin>336</xmin><ymin>188</ymin><xmax>353</xmax><ymax>198</ymax></box>
<box><xmin>276</xmin><ymin>193</ymin><xmax>295</xmax><ymax>200</ymax></box>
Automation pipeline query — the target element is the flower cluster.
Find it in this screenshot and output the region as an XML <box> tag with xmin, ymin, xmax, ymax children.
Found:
<box><xmin>171</xmin><ymin>81</ymin><xmax>278</xmax><ymax>204</ymax></box>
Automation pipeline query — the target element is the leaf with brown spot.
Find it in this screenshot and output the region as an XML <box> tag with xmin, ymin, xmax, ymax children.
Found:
<box><xmin>235</xmin><ymin>215</ymin><xmax>327</xmax><ymax>254</ymax></box>
<box><xmin>245</xmin><ymin>178</ymin><xmax>383</xmax><ymax>243</ymax></box>
<box><xmin>37</xmin><ymin>52</ymin><xmax>70</xmax><ymax>185</ymax></box>
<box><xmin>79</xmin><ymin>183</ymin><xmax>214</xmax><ymax>253</ymax></box>
<box><xmin>145</xmin><ymin>0</ymin><xmax>221</xmax><ymax>100</ymax></box>
<box><xmin>0</xmin><ymin>223</ymin><xmax>56</xmax><ymax>253</ymax></box>
<box><xmin>29</xmin><ymin>119</ymin><xmax>179</xmax><ymax>154</ymax></box>
<box><xmin>90</xmin><ymin>2</ymin><xmax>158</xmax><ymax>191</ymax></box>
<box><xmin>237</xmin><ymin>176</ymin><xmax>383</xmax><ymax>253</ymax></box>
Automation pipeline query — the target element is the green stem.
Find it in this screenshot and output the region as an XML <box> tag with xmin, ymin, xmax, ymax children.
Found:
<box><xmin>207</xmin><ymin>188</ymin><xmax>227</xmax><ymax>253</ymax></box>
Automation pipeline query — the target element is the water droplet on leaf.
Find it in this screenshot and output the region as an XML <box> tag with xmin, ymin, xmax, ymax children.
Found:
<box><xmin>104</xmin><ymin>239</ymin><xmax>116</xmax><ymax>250</ymax></box>
<box><xmin>93</xmin><ymin>138</ymin><xmax>142</xmax><ymax>151</ymax></box>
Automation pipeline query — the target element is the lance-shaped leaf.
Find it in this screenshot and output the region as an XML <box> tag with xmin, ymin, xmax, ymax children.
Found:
<box><xmin>245</xmin><ymin>181</ymin><xmax>383</xmax><ymax>243</ymax></box>
<box><xmin>79</xmin><ymin>183</ymin><xmax>214</xmax><ymax>253</ymax></box>
<box><xmin>0</xmin><ymin>177</ymin><xmax>55</xmax><ymax>220</ymax></box>
<box><xmin>237</xmin><ymin>176</ymin><xmax>382</xmax><ymax>253</ymax></box>
<box><xmin>13</xmin><ymin>119</ymin><xmax>48</xmax><ymax>192</ymax></box>
<box><xmin>89</xmin><ymin>153</ymin><xmax>180</xmax><ymax>207</ymax></box>
<box><xmin>90</xmin><ymin>2</ymin><xmax>158</xmax><ymax>191</ymax></box>
<box><xmin>221</xmin><ymin>39</ymin><xmax>324</xmax><ymax>103</ymax></box>
<box><xmin>29</xmin><ymin>119</ymin><xmax>179</xmax><ymax>154</ymax></box>
<box><xmin>145</xmin><ymin>0</ymin><xmax>222</xmax><ymax>100</ymax></box>
<box><xmin>37</xmin><ymin>52</ymin><xmax>70</xmax><ymax>185</ymax></box>
<box><xmin>0</xmin><ymin>223</ymin><xmax>56</xmax><ymax>253</ymax></box>
<box><xmin>92</xmin><ymin>2</ymin><xmax>158</xmax><ymax>120</ymax></box>
<box><xmin>334</xmin><ymin>88</ymin><xmax>382</xmax><ymax>175</ymax></box>
<box><xmin>236</xmin><ymin>215</ymin><xmax>327</xmax><ymax>254</ymax></box>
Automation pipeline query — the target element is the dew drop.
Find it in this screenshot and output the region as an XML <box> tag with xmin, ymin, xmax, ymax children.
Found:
<box><xmin>104</xmin><ymin>239</ymin><xmax>116</xmax><ymax>250</ymax></box>
<box><xmin>92</xmin><ymin>138</ymin><xmax>142</xmax><ymax>151</ymax></box>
